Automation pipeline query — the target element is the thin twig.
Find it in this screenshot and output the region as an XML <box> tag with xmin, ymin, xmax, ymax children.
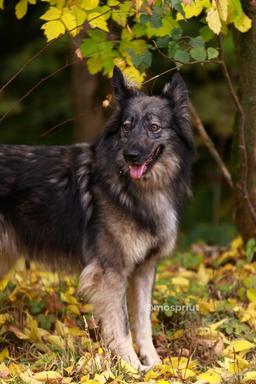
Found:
<box><xmin>40</xmin><ymin>113</ymin><xmax>87</xmax><ymax>137</ymax></box>
<box><xmin>0</xmin><ymin>41</ymin><xmax>55</xmax><ymax>95</ymax></box>
<box><xmin>217</xmin><ymin>35</ymin><xmax>256</xmax><ymax>225</ymax></box>
<box><xmin>0</xmin><ymin>59</ymin><xmax>78</xmax><ymax>124</ymax></box>
<box><xmin>143</xmin><ymin>67</ymin><xmax>178</xmax><ymax>84</ymax></box>
<box><xmin>189</xmin><ymin>102</ymin><xmax>233</xmax><ymax>189</ymax></box>
<box><xmin>0</xmin><ymin>8</ymin><xmax>113</xmax><ymax>96</ymax></box>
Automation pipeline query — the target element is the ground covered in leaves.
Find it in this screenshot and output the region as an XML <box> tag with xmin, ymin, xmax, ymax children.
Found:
<box><xmin>1</xmin><ymin>237</ymin><xmax>256</xmax><ymax>384</ymax></box>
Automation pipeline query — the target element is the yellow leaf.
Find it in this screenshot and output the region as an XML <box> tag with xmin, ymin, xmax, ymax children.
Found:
<box><xmin>231</xmin><ymin>236</ymin><xmax>243</xmax><ymax>251</ymax></box>
<box><xmin>60</xmin><ymin>291</ymin><xmax>79</xmax><ymax>304</ymax></box>
<box><xmin>223</xmin><ymin>339</ymin><xmax>255</xmax><ymax>356</ymax></box>
<box><xmin>243</xmin><ymin>371</ymin><xmax>256</xmax><ymax>382</ymax></box>
<box><xmin>170</xmin><ymin>329</ymin><xmax>184</xmax><ymax>340</ymax></box>
<box><xmin>209</xmin><ymin>318</ymin><xmax>228</xmax><ymax>331</ymax></box>
<box><xmin>88</xmin><ymin>57</ymin><xmax>104</xmax><ymax>74</ymax></box>
<box><xmin>20</xmin><ymin>371</ymin><xmax>42</xmax><ymax>384</ymax></box>
<box><xmin>40</xmin><ymin>7</ymin><xmax>61</xmax><ymax>21</ymax></box>
<box><xmin>122</xmin><ymin>66</ymin><xmax>144</xmax><ymax>87</ymax></box>
<box><xmin>0</xmin><ymin>277</ymin><xmax>9</xmax><ymax>292</ymax></box>
<box><xmin>171</xmin><ymin>276</ymin><xmax>189</xmax><ymax>288</ymax></box>
<box><xmin>34</xmin><ymin>371</ymin><xmax>62</xmax><ymax>381</ymax></box>
<box><xmin>15</xmin><ymin>0</ymin><xmax>28</xmax><ymax>19</ymax></box>
<box><xmin>0</xmin><ymin>314</ymin><xmax>12</xmax><ymax>327</ymax></box>
<box><xmin>68</xmin><ymin>326</ymin><xmax>85</xmax><ymax>337</ymax></box>
<box><xmin>206</xmin><ymin>6</ymin><xmax>222</xmax><ymax>34</ymax></box>
<box><xmin>234</xmin><ymin>13</ymin><xmax>252</xmax><ymax>33</ymax></box>
<box><xmin>224</xmin><ymin>356</ymin><xmax>250</xmax><ymax>374</ymax></box>
<box><xmin>247</xmin><ymin>288</ymin><xmax>256</xmax><ymax>303</ymax></box>
<box><xmin>198</xmin><ymin>299</ymin><xmax>217</xmax><ymax>313</ymax></box>
<box><xmin>41</xmin><ymin>20</ymin><xmax>65</xmax><ymax>41</ymax></box>
<box><xmin>178</xmin><ymin>0</ymin><xmax>210</xmax><ymax>19</ymax></box>
<box><xmin>47</xmin><ymin>335</ymin><xmax>65</xmax><ymax>350</ymax></box>
<box><xmin>72</xmin><ymin>6</ymin><xmax>87</xmax><ymax>26</ymax></box>
<box><xmin>61</xmin><ymin>9</ymin><xmax>77</xmax><ymax>35</ymax></box>
<box><xmin>9</xmin><ymin>325</ymin><xmax>30</xmax><ymax>340</ymax></box>
<box><xmin>0</xmin><ymin>348</ymin><xmax>9</xmax><ymax>364</ymax></box>
<box><xmin>216</xmin><ymin>0</ymin><xmax>228</xmax><ymax>21</ymax></box>
<box><xmin>67</xmin><ymin>304</ymin><xmax>81</xmax><ymax>315</ymax></box>
<box><xmin>88</xmin><ymin>12</ymin><xmax>109</xmax><ymax>31</ymax></box>
<box><xmin>98</xmin><ymin>347</ymin><xmax>104</xmax><ymax>355</ymax></box>
<box><xmin>81</xmin><ymin>0</ymin><xmax>99</xmax><ymax>10</ymax></box>
<box><xmin>144</xmin><ymin>369</ymin><xmax>159</xmax><ymax>381</ymax></box>
<box><xmin>197</xmin><ymin>369</ymin><xmax>221</xmax><ymax>383</ymax></box>
<box><xmin>197</xmin><ymin>264</ymin><xmax>212</xmax><ymax>285</ymax></box>
<box><xmin>0</xmin><ymin>0</ymin><xmax>4</xmax><ymax>9</ymax></box>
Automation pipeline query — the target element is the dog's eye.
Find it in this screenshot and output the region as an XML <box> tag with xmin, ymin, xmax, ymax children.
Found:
<box><xmin>122</xmin><ymin>122</ymin><xmax>132</xmax><ymax>132</ymax></box>
<box><xmin>149</xmin><ymin>124</ymin><xmax>161</xmax><ymax>133</ymax></box>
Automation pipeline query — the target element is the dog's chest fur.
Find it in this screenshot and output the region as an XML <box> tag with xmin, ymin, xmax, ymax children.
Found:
<box><xmin>99</xmin><ymin>190</ymin><xmax>177</xmax><ymax>271</ymax></box>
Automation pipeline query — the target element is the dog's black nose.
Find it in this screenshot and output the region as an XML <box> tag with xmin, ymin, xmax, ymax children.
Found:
<box><xmin>123</xmin><ymin>149</ymin><xmax>141</xmax><ymax>163</ymax></box>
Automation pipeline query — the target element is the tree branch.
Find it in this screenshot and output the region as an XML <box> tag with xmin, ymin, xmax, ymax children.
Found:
<box><xmin>189</xmin><ymin>102</ymin><xmax>233</xmax><ymax>189</ymax></box>
<box><xmin>217</xmin><ymin>35</ymin><xmax>256</xmax><ymax>225</ymax></box>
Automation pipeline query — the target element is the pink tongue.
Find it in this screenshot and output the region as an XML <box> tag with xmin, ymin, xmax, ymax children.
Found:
<box><xmin>129</xmin><ymin>163</ymin><xmax>147</xmax><ymax>179</ymax></box>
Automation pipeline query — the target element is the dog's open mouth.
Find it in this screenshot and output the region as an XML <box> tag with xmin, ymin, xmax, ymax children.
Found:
<box><xmin>129</xmin><ymin>145</ymin><xmax>163</xmax><ymax>180</ymax></box>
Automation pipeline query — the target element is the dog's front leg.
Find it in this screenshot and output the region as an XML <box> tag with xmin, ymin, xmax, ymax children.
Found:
<box><xmin>79</xmin><ymin>264</ymin><xmax>143</xmax><ymax>369</ymax></box>
<box><xmin>128</xmin><ymin>257</ymin><xmax>161</xmax><ymax>366</ymax></box>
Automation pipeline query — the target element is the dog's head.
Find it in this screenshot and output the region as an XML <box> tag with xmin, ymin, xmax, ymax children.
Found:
<box><xmin>99</xmin><ymin>66</ymin><xmax>194</xmax><ymax>189</ymax></box>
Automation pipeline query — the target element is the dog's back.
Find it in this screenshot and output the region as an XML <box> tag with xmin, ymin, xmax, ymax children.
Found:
<box><xmin>0</xmin><ymin>143</ymin><xmax>94</xmax><ymax>274</ymax></box>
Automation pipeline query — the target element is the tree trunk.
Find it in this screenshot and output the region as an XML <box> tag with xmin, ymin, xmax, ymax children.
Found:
<box><xmin>72</xmin><ymin>59</ymin><xmax>107</xmax><ymax>142</ymax></box>
<box><xmin>71</xmin><ymin>36</ymin><xmax>110</xmax><ymax>142</ymax></box>
<box><xmin>233</xmin><ymin>1</ymin><xmax>256</xmax><ymax>239</ymax></box>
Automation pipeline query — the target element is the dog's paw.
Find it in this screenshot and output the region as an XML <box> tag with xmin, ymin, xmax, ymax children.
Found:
<box><xmin>138</xmin><ymin>364</ymin><xmax>152</xmax><ymax>372</ymax></box>
<box><xmin>140</xmin><ymin>353</ymin><xmax>161</xmax><ymax>367</ymax></box>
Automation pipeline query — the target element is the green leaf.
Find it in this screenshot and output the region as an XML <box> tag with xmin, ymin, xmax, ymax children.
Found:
<box><xmin>149</xmin><ymin>6</ymin><xmax>163</xmax><ymax>28</ymax></box>
<box><xmin>174</xmin><ymin>49</ymin><xmax>190</xmax><ymax>63</ymax></box>
<box><xmin>15</xmin><ymin>0</ymin><xmax>28</xmax><ymax>19</ymax></box>
<box><xmin>190</xmin><ymin>36</ymin><xmax>205</xmax><ymax>48</ymax></box>
<box><xmin>171</xmin><ymin>27</ymin><xmax>182</xmax><ymax>40</ymax></box>
<box><xmin>132</xmin><ymin>24</ymin><xmax>147</xmax><ymax>38</ymax></box>
<box><xmin>156</xmin><ymin>36</ymin><xmax>170</xmax><ymax>48</ymax></box>
<box><xmin>169</xmin><ymin>0</ymin><xmax>185</xmax><ymax>17</ymax></box>
<box><xmin>207</xmin><ymin>47</ymin><xmax>219</xmax><ymax>60</ymax></box>
<box><xmin>245</xmin><ymin>239</ymin><xmax>256</xmax><ymax>262</ymax></box>
<box><xmin>190</xmin><ymin>46</ymin><xmax>207</xmax><ymax>61</ymax></box>
<box><xmin>128</xmin><ymin>49</ymin><xmax>152</xmax><ymax>71</ymax></box>
<box><xmin>29</xmin><ymin>300</ymin><xmax>46</xmax><ymax>315</ymax></box>
<box><xmin>168</xmin><ymin>41</ymin><xmax>179</xmax><ymax>58</ymax></box>
<box><xmin>200</xmin><ymin>25</ymin><xmax>214</xmax><ymax>42</ymax></box>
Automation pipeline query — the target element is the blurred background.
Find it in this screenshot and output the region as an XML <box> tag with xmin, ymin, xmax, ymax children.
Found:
<box><xmin>0</xmin><ymin>2</ymin><xmax>238</xmax><ymax>247</ymax></box>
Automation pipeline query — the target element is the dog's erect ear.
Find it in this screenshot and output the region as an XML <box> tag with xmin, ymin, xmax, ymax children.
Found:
<box><xmin>112</xmin><ymin>66</ymin><xmax>135</xmax><ymax>103</ymax></box>
<box><xmin>162</xmin><ymin>73</ymin><xmax>194</xmax><ymax>152</ymax></box>
<box><xmin>161</xmin><ymin>72</ymin><xmax>189</xmax><ymax>119</ymax></box>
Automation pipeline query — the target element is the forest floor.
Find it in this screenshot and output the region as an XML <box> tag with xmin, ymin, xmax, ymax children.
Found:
<box><xmin>0</xmin><ymin>237</ymin><xmax>256</xmax><ymax>384</ymax></box>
